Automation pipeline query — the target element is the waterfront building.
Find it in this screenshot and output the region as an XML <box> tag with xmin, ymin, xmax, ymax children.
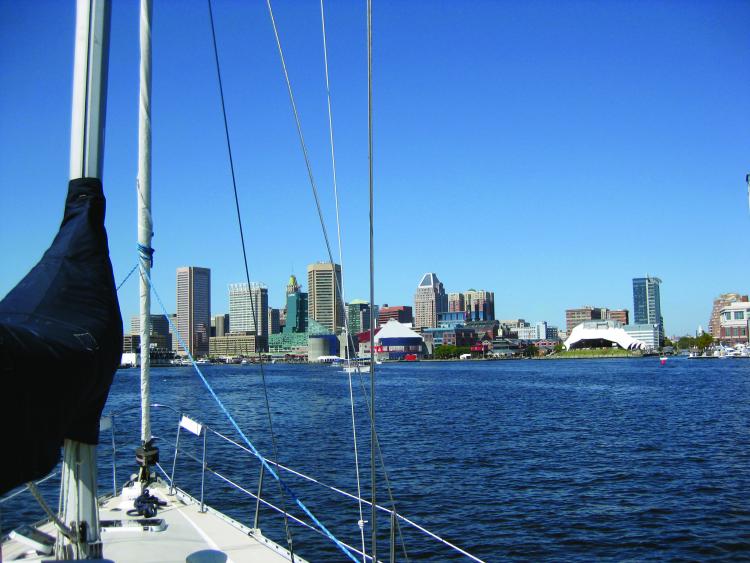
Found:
<box><xmin>564</xmin><ymin>320</ymin><xmax>648</xmax><ymax>351</ymax></box>
<box><xmin>130</xmin><ymin>314</ymin><xmax>170</xmax><ymax>338</ymax></box>
<box><xmin>443</xmin><ymin>327</ymin><xmax>476</xmax><ymax>347</ymax></box>
<box><xmin>464</xmin><ymin>289</ymin><xmax>495</xmax><ymax>321</ymax></box>
<box><xmin>211</xmin><ymin>314</ymin><xmax>229</xmax><ymax>338</ymax></box>
<box><xmin>268</xmin><ymin>308</ymin><xmax>281</xmax><ymax>335</ymax></box>
<box><xmin>414</xmin><ymin>272</ymin><xmax>447</xmax><ymax>329</ymax></box>
<box><xmin>268</xmin><ymin>331</ymin><xmax>308</xmax><ymax>356</ymax></box>
<box><xmin>378</xmin><ymin>305</ymin><xmax>413</xmax><ymax>326</ymax></box>
<box><xmin>284</xmin><ymin>291</ymin><xmax>308</xmax><ymax>334</ymax></box>
<box><xmin>374</xmin><ymin>319</ymin><xmax>424</xmax><ymax>361</ymax></box>
<box><xmin>718</xmin><ymin>301</ymin><xmax>750</xmax><ymax>345</ymax></box>
<box><xmin>498</xmin><ymin>319</ymin><xmax>527</xmax><ymax>330</ymax></box>
<box><xmin>517</xmin><ymin>321</ymin><xmax>557</xmax><ymax>340</ymax></box>
<box><xmin>168</xmin><ymin>313</ymin><xmax>179</xmax><ymax>352</ymax></box>
<box><xmin>498</xmin><ymin>319</ymin><xmax>529</xmax><ymax>339</ymax></box>
<box><xmin>535</xmin><ymin>340</ymin><xmax>560</xmax><ymax>353</ymax></box>
<box><xmin>517</xmin><ymin>325</ymin><xmax>540</xmax><ymax>340</ymax></box>
<box><xmin>448</xmin><ymin>292</ymin><xmax>464</xmax><ymax>313</ymax></box>
<box><xmin>422</xmin><ymin>325</ymin><xmax>475</xmax><ymax>348</ymax></box>
<box><xmin>465</xmin><ymin>320</ymin><xmax>499</xmax><ymax>340</ymax></box>
<box><xmin>422</xmin><ymin>327</ymin><xmax>450</xmax><ymax>347</ymax></box>
<box><xmin>347</xmin><ymin>299</ymin><xmax>371</xmax><ymax>335</ymax></box>
<box><xmin>307</xmin><ymin>262</ymin><xmax>344</xmax><ymax>334</ymax></box>
<box><xmin>286</xmin><ymin>274</ymin><xmax>301</xmax><ymax>296</ymax></box>
<box><xmin>209</xmin><ymin>334</ymin><xmax>266</xmax><ymax>356</ymax></box>
<box><xmin>308</xmin><ymin>334</ymin><xmax>340</xmax><ymax>361</ymax></box>
<box><xmin>565</xmin><ymin>306</ymin><xmax>604</xmax><ymax>335</ymax></box>
<box><xmin>229</xmin><ymin>282</ymin><xmax>268</xmax><ymax>336</ymax></box>
<box><xmin>123</xmin><ymin>334</ymin><xmax>139</xmax><ymax>354</ymax></box>
<box><xmin>608</xmin><ymin>309</ymin><xmax>629</xmax><ymax>326</ymax></box>
<box><xmin>622</xmin><ymin>323</ymin><xmax>660</xmax><ymax>350</ymax></box>
<box><xmin>546</xmin><ymin>325</ymin><xmax>560</xmax><ymax>340</ymax></box>
<box><xmin>448</xmin><ymin>290</ymin><xmax>495</xmax><ymax>321</ymax></box>
<box><xmin>709</xmin><ymin>293</ymin><xmax>748</xmax><ymax>338</ymax></box>
<box><xmin>122</xmin><ymin>333</ymin><xmax>172</xmax><ymax>355</ymax></box>
<box><xmin>633</xmin><ymin>276</ymin><xmax>663</xmax><ymax>344</ymax></box>
<box><xmin>438</xmin><ymin>311</ymin><xmax>466</xmax><ymax>329</ymax></box>
<box><xmin>176</xmin><ymin>266</ymin><xmax>211</xmax><ymax>357</ymax></box>
<box><xmin>490</xmin><ymin>338</ymin><xmax>523</xmax><ymax>357</ymax></box>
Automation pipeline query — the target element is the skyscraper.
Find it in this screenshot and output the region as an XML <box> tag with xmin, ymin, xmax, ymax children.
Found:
<box><xmin>307</xmin><ymin>262</ymin><xmax>344</xmax><ymax>334</ymax></box>
<box><xmin>130</xmin><ymin>314</ymin><xmax>170</xmax><ymax>338</ymax></box>
<box><xmin>284</xmin><ymin>274</ymin><xmax>308</xmax><ymax>334</ymax></box>
<box><xmin>229</xmin><ymin>282</ymin><xmax>269</xmax><ymax>336</ymax></box>
<box><xmin>346</xmin><ymin>299</ymin><xmax>371</xmax><ymax>334</ymax></box>
<box><xmin>378</xmin><ymin>305</ymin><xmax>413</xmax><ymax>326</ymax></box>
<box><xmin>414</xmin><ymin>272</ymin><xmax>447</xmax><ymax>329</ymax></box>
<box><xmin>633</xmin><ymin>276</ymin><xmax>663</xmax><ymax>344</ymax></box>
<box><xmin>212</xmin><ymin>313</ymin><xmax>229</xmax><ymax>337</ymax></box>
<box><xmin>608</xmin><ymin>309</ymin><xmax>629</xmax><ymax>326</ymax></box>
<box><xmin>448</xmin><ymin>292</ymin><xmax>464</xmax><ymax>313</ymax></box>
<box><xmin>268</xmin><ymin>308</ymin><xmax>281</xmax><ymax>335</ymax></box>
<box><xmin>176</xmin><ymin>266</ymin><xmax>211</xmax><ymax>356</ymax></box>
<box><xmin>463</xmin><ymin>289</ymin><xmax>495</xmax><ymax>321</ymax></box>
<box><xmin>286</xmin><ymin>274</ymin><xmax>300</xmax><ymax>296</ymax></box>
<box><xmin>565</xmin><ymin>306</ymin><xmax>603</xmax><ymax>335</ymax></box>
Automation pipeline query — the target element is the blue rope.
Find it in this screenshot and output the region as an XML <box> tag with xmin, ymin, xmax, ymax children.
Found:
<box><xmin>138</xmin><ymin>243</ymin><xmax>154</xmax><ymax>267</ymax></box>
<box><xmin>142</xmin><ymin>265</ymin><xmax>359</xmax><ymax>562</ymax></box>
<box><xmin>116</xmin><ymin>263</ymin><xmax>139</xmax><ymax>292</ymax></box>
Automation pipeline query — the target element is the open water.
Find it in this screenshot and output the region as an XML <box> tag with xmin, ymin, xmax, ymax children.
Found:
<box><xmin>2</xmin><ymin>358</ymin><xmax>749</xmax><ymax>561</ymax></box>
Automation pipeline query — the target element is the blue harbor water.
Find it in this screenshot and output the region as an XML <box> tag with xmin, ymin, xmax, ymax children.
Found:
<box><xmin>2</xmin><ymin>358</ymin><xmax>749</xmax><ymax>561</ymax></box>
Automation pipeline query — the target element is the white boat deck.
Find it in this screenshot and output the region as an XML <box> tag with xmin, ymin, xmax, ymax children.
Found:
<box><xmin>2</xmin><ymin>479</ymin><xmax>304</xmax><ymax>563</ymax></box>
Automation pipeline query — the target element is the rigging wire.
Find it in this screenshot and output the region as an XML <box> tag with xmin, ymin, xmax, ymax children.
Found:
<box><xmin>366</xmin><ymin>0</ymin><xmax>378</xmax><ymax>560</ymax></box>
<box><xmin>264</xmin><ymin>0</ymin><xmax>409</xmax><ymax>559</ymax></box>
<box><xmin>116</xmin><ymin>263</ymin><xmax>139</xmax><ymax>291</ymax></box>
<box><xmin>205</xmin><ymin>0</ymin><xmax>295</xmax><ymax>556</ymax></box>
<box><xmin>264</xmin><ymin>0</ymin><xmax>338</xmax><ymax>268</ymax></box>
<box><xmin>143</xmin><ymin>269</ymin><xmax>360</xmax><ymax>562</ymax></box>
<box><xmin>318</xmin><ymin>1</ymin><xmax>367</xmax><ymax>559</ymax></box>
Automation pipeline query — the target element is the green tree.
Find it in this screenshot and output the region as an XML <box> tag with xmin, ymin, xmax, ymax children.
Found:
<box><xmin>433</xmin><ymin>344</ymin><xmax>458</xmax><ymax>359</ymax></box>
<box><xmin>553</xmin><ymin>342</ymin><xmax>565</xmax><ymax>353</ymax></box>
<box><xmin>695</xmin><ymin>333</ymin><xmax>713</xmax><ymax>350</ymax></box>
<box><xmin>677</xmin><ymin>336</ymin><xmax>696</xmax><ymax>350</ymax></box>
<box><xmin>523</xmin><ymin>344</ymin><xmax>538</xmax><ymax>357</ymax></box>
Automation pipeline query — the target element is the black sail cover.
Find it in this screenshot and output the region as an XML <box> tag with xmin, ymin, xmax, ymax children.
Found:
<box><xmin>0</xmin><ymin>178</ymin><xmax>122</xmax><ymax>495</ymax></box>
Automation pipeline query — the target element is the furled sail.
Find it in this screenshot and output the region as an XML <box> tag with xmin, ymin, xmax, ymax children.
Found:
<box><xmin>0</xmin><ymin>178</ymin><xmax>122</xmax><ymax>495</ymax></box>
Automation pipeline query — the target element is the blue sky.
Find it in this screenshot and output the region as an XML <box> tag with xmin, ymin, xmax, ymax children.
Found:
<box><xmin>1</xmin><ymin>0</ymin><xmax>748</xmax><ymax>336</ymax></box>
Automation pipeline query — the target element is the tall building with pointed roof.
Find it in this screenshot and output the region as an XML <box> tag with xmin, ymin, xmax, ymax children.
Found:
<box><xmin>414</xmin><ymin>272</ymin><xmax>447</xmax><ymax>329</ymax></box>
<box><xmin>286</xmin><ymin>274</ymin><xmax>300</xmax><ymax>296</ymax></box>
<box><xmin>284</xmin><ymin>274</ymin><xmax>307</xmax><ymax>334</ymax></box>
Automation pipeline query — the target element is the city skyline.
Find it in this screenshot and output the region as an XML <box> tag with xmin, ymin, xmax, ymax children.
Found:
<box><xmin>127</xmin><ymin>264</ymin><xmax>748</xmax><ymax>352</ymax></box>
<box><xmin>129</xmin><ymin>264</ymin><xmax>746</xmax><ymax>340</ymax></box>
<box><xmin>1</xmin><ymin>2</ymin><xmax>749</xmax><ymax>336</ymax></box>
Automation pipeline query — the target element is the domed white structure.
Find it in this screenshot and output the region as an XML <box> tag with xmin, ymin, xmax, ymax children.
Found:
<box><xmin>564</xmin><ymin>320</ymin><xmax>647</xmax><ymax>351</ymax></box>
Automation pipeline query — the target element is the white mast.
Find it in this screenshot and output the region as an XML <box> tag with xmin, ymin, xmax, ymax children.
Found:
<box><xmin>58</xmin><ymin>0</ymin><xmax>110</xmax><ymax>558</ymax></box>
<box><xmin>69</xmin><ymin>0</ymin><xmax>109</xmax><ymax>180</ymax></box>
<box><xmin>138</xmin><ymin>0</ymin><xmax>153</xmax><ymax>445</ymax></box>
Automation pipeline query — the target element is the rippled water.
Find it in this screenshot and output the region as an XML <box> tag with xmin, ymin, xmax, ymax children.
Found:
<box><xmin>2</xmin><ymin>358</ymin><xmax>749</xmax><ymax>561</ymax></box>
